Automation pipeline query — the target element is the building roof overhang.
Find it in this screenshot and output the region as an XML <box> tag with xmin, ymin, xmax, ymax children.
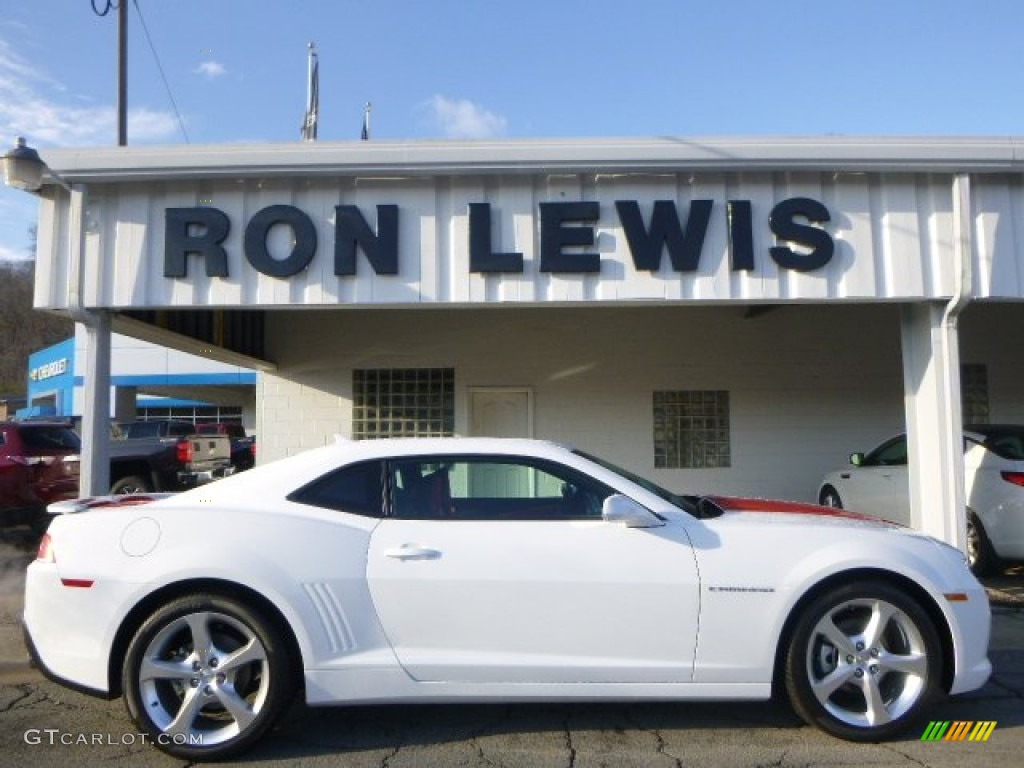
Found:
<box><xmin>36</xmin><ymin>135</ymin><xmax>1024</xmax><ymax>185</ymax></box>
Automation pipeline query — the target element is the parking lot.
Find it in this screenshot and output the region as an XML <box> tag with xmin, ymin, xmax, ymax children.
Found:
<box><xmin>2</xmin><ymin>528</ymin><xmax>1022</xmax><ymax>767</ymax></box>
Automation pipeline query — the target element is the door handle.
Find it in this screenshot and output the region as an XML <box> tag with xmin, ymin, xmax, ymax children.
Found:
<box><xmin>384</xmin><ymin>545</ymin><xmax>441</xmax><ymax>561</ymax></box>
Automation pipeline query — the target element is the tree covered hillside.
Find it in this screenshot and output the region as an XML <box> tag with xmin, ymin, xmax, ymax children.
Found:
<box><xmin>0</xmin><ymin>261</ymin><xmax>73</xmax><ymax>396</ymax></box>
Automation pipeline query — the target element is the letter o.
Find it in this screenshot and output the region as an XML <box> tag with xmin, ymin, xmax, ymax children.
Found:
<box><xmin>244</xmin><ymin>205</ymin><xmax>317</xmax><ymax>278</ymax></box>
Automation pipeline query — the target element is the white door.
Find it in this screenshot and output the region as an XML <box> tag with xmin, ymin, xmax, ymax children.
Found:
<box><xmin>367</xmin><ymin>456</ymin><xmax>700</xmax><ymax>684</ymax></box>
<box><xmin>469</xmin><ymin>388</ymin><xmax>532</xmax><ymax>438</ymax></box>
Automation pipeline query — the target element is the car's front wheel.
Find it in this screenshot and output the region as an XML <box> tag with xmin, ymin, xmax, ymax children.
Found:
<box><xmin>784</xmin><ymin>581</ymin><xmax>942</xmax><ymax>741</ymax></box>
<box><xmin>818</xmin><ymin>486</ymin><xmax>843</xmax><ymax>508</ymax></box>
<box><xmin>122</xmin><ymin>593</ymin><xmax>295</xmax><ymax>760</ymax></box>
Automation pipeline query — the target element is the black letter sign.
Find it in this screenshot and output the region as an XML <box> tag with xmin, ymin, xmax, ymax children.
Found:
<box><xmin>244</xmin><ymin>205</ymin><xmax>317</xmax><ymax>278</ymax></box>
<box><xmin>726</xmin><ymin>200</ymin><xmax>754</xmax><ymax>271</ymax></box>
<box><xmin>539</xmin><ymin>202</ymin><xmax>600</xmax><ymax>273</ymax></box>
<box><xmin>469</xmin><ymin>203</ymin><xmax>524</xmax><ymax>273</ymax></box>
<box><xmin>769</xmin><ymin>197</ymin><xmax>834</xmax><ymax>271</ymax></box>
<box><xmin>164</xmin><ymin>207</ymin><xmax>230</xmax><ymax>278</ymax></box>
<box><xmin>616</xmin><ymin>200</ymin><xmax>713</xmax><ymax>272</ymax></box>
<box><xmin>335</xmin><ymin>205</ymin><xmax>399</xmax><ymax>275</ymax></box>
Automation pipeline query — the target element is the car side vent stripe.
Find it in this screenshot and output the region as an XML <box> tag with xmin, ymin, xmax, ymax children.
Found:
<box><xmin>302</xmin><ymin>582</ymin><xmax>356</xmax><ymax>654</ymax></box>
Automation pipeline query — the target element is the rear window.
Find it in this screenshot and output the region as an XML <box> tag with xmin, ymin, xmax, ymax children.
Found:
<box><xmin>18</xmin><ymin>425</ymin><xmax>81</xmax><ymax>451</ymax></box>
<box><xmin>976</xmin><ymin>430</ymin><xmax>1024</xmax><ymax>461</ymax></box>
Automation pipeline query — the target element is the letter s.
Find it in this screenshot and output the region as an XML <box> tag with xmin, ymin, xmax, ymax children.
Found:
<box><xmin>769</xmin><ymin>197</ymin><xmax>833</xmax><ymax>271</ymax></box>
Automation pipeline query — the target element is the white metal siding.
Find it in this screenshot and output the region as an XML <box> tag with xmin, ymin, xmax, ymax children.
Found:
<box><xmin>34</xmin><ymin>172</ymin><xmax>962</xmax><ymax>310</ymax></box>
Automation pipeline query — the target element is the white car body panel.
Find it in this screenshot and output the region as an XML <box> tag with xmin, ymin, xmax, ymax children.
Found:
<box><xmin>25</xmin><ymin>438</ymin><xmax>990</xmax><ymax>717</ymax></box>
<box><xmin>367</xmin><ymin>517</ymin><xmax>699</xmax><ymax>684</ymax></box>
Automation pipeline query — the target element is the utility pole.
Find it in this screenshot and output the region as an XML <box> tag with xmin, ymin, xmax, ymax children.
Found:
<box><xmin>117</xmin><ymin>0</ymin><xmax>127</xmax><ymax>145</ymax></box>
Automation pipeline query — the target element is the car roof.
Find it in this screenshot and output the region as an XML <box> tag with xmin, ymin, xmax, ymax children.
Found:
<box><xmin>168</xmin><ymin>436</ymin><xmax>576</xmax><ymax>505</ymax></box>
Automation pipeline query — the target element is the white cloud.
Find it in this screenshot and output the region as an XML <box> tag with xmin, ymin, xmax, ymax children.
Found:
<box><xmin>0</xmin><ymin>38</ymin><xmax>179</xmax><ymax>146</ymax></box>
<box><xmin>0</xmin><ymin>242</ymin><xmax>32</xmax><ymax>262</ymax></box>
<box><xmin>424</xmin><ymin>95</ymin><xmax>507</xmax><ymax>139</ymax></box>
<box><xmin>194</xmin><ymin>61</ymin><xmax>226</xmax><ymax>79</ymax></box>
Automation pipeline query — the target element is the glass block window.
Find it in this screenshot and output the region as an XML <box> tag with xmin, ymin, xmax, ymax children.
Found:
<box><xmin>353</xmin><ymin>368</ymin><xmax>455</xmax><ymax>439</ymax></box>
<box><xmin>653</xmin><ymin>390</ymin><xmax>731</xmax><ymax>468</ymax></box>
<box><xmin>961</xmin><ymin>364</ymin><xmax>989</xmax><ymax>425</ymax></box>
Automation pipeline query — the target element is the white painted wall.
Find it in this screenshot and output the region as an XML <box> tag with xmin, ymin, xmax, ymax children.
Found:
<box><xmin>256</xmin><ymin>305</ymin><xmax>919</xmax><ymax>502</ymax></box>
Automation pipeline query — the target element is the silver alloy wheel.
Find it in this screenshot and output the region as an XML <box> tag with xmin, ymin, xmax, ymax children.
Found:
<box><xmin>137</xmin><ymin>610</ymin><xmax>271</xmax><ymax>746</ymax></box>
<box><xmin>804</xmin><ymin>597</ymin><xmax>929</xmax><ymax>728</ymax></box>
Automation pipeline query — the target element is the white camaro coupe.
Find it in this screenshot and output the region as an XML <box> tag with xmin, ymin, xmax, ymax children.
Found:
<box><xmin>24</xmin><ymin>438</ymin><xmax>990</xmax><ymax>760</ymax></box>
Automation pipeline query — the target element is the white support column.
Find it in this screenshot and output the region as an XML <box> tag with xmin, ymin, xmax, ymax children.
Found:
<box><xmin>901</xmin><ymin>301</ymin><xmax>966</xmax><ymax>548</ymax></box>
<box><xmin>65</xmin><ymin>181</ymin><xmax>111</xmax><ymax>496</ymax></box>
<box><xmin>78</xmin><ymin>311</ymin><xmax>111</xmax><ymax>496</ymax></box>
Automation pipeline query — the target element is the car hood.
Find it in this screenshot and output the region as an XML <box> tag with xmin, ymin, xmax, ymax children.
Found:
<box><xmin>698</xmin><ymin>494</ymin><xmax>902</xmax><ymax>529</ymax></box>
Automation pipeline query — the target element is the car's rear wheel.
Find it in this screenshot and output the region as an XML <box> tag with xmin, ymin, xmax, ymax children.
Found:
<box><xmin>966</xmin><ymin>512</ymin><xmax>1000</xmax><ymax>577</ymax></box>
<box><xmin>110</xmin><ymin>475</ymin><xmax>153</xmax><ymax>495</ymax></box>
<box><xmin>122</xmin><ymin>593</ymin><xmax>295</xmax><ymax>760</ymax></box>
<box><xmin>784</xmin><ymin>581</ymin><xmax>942</xmax><ymax>741</ymax></box>
<box><xmin>819</xmin><ymin>486</ymin><xmax>843</xmax><ymax>508</ymax></box>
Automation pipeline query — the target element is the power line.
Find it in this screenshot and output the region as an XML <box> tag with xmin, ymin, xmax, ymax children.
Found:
<box><xmin>131</xmin><ymin>0</ymin><xmax>190</xmax><ymax>143</ymax></box>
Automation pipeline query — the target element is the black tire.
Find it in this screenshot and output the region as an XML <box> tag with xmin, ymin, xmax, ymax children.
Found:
<box><xmin>819</xmin><ymin>486</ymin><xmax>843</xmax><ymax>508</ymax></box>
<box><xmin>784</xmin><ymin>581</ymin><xmax>942</xmax><ymax>742</ymax></box>
<box><xmin>110</xmin><ymin>475</ymin><xmax>152</xmax><ymax>495</ymax></box>
<box><xmin>966</xmin><ymin>512</ymin><xmax>1000</xmax><ymax>577</ymax></box>
<box><xmin>122</xmin><ymin>593</ymin><xmax>295</xmax><ymax>761</ymax></box>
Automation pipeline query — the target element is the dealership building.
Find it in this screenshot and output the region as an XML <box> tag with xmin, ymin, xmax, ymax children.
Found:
<box><xmin>23</xmin><ymin>326</ymin><xmax>256</xmax><ymax>428</ymax></box>
<box><xmin>19</xmin><ymin>137</ymin><xmax>1024</xmax><ymax>548</ymax></box>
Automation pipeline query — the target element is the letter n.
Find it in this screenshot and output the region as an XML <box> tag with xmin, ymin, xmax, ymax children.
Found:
<box><xmin>334</xmin><ymin>205</ymin><xmax>399</xmax><ymax>275</ymax></box>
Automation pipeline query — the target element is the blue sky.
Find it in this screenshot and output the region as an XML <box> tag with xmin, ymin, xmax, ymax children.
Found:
<box><xmin>2</xmin><ymin>0</ymin><xmax>1023</xmax><ymax>262</ymax></box>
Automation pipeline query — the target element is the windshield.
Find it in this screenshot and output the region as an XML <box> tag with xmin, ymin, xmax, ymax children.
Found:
<box><xmin>573</xmin><ymin>450</ymin><xmax>698</xmax><ymax>516</ymax></box>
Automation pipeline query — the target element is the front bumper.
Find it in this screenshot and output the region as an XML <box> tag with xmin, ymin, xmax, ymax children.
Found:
<box><xmin>947</xmin><ymin>583</ymin><xmax>993</xmax><ymax>695</ymax></box>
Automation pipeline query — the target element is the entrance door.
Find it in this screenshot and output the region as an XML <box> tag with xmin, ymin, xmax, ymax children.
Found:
<box><xmin>469</xmin><ymin>388</ymin><xmax>532</xmax><ymax>438</ymax></box>
<box><xmin>469</xmin><ymin>389</ymin><xmax>534</xmax><ymax>496</ymax></box>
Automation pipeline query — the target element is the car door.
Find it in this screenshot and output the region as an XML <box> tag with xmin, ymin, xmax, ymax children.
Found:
<box><xmin>366</xmin><ymin>455</ymin><xmax>700</xmax><ymax>685</ymax></box>
<box><xmin>843</xmin><ymin>436</ymin><xmax>909</xmax><ymax>523</ymax></box>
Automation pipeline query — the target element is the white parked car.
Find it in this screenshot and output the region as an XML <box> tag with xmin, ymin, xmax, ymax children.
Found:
<box><xmin>818</xmin><ymin>425</ymin><xmax>1024</xmax><ymax>575</ymax></box>
<box><xmin>25</xmin><ymin>438</ymin><xmax>989</xmax><ymax>760</ymax></box>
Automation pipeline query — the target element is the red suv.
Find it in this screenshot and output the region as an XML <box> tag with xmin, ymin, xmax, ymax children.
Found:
<box><xmin>0</xmin><ymin>421</ymin><xmax>80</xmax><ymax>532</ymax></box>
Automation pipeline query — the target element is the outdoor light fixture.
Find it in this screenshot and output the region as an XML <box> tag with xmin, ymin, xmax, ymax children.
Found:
<box><xmin>2</xmin><ymin>136</ymin><xmax>69</xmax><ymax>193</ymax></box>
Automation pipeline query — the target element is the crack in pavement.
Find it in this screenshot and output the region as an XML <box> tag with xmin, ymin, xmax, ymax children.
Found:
<box><xmin>0</xmin><ymin>683</ymin><xmax>33</xmax><ymax>713</ymax></box>
<box><xmin>563</xmin><ymin>715</ymin><xmax>577</xmax><ymax>768</ymax></box>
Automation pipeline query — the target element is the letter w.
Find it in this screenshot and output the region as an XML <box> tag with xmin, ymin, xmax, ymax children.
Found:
<box><xmin>616</xmin><ymin>200</ymin><xmax>712</xmax><ymax>272</ymax></box>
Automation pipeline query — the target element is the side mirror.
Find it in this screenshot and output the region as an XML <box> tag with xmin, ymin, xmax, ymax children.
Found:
<box><xmin>602</xmin><ymin>494</ymin><xmax>664</xmax><ymax>528</ymax></box>
<box><xmin>849</xmin><ymin>452</ymin><xmax>865</xmax><ymax>467</ymax></box>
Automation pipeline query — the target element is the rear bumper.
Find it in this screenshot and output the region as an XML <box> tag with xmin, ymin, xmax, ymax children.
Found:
<box><xmin>23</xmin><ymin>620</ymin><xmax>112</xmax><ymax>700</ymax></box>
<box><xmin>177</xmin><ymin>464</ymin><xmax>235</xmax><ymax>487</ymax></box>
<box><xmin>22</xmin><ymin>560</ymin><xmax>127</xmax><ymax>696</ymax></box>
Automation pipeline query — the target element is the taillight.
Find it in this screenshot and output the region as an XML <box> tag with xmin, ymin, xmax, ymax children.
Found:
<box><xmin>37</xmin><ymin>533</ymin><xmax>55</xmax><ymax>563</ymax></box>
<box><xmin>1001</xmin><ymin>471</ymin><xmax>1024</xmax><ymax>487</ymax></box>
<box><xmin>176</xmin><ymin>439</ymin><xmax>194</xmax><ymax>463</ymax></box>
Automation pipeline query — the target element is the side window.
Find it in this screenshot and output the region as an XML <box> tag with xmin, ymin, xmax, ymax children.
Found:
<box><xmin>389</xmin><ymin>456</ymin><xmax>612</xmax><ymax>521</ymax></box>
<box><xmin>288</xmin><ymin>460</ymin><xmax>384</xmax><ymax>517</ymax></box>
<box><xmin>863</xmin><ymin>437</ymin><xmax>908</xmax><ymax>467</ymax></box>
